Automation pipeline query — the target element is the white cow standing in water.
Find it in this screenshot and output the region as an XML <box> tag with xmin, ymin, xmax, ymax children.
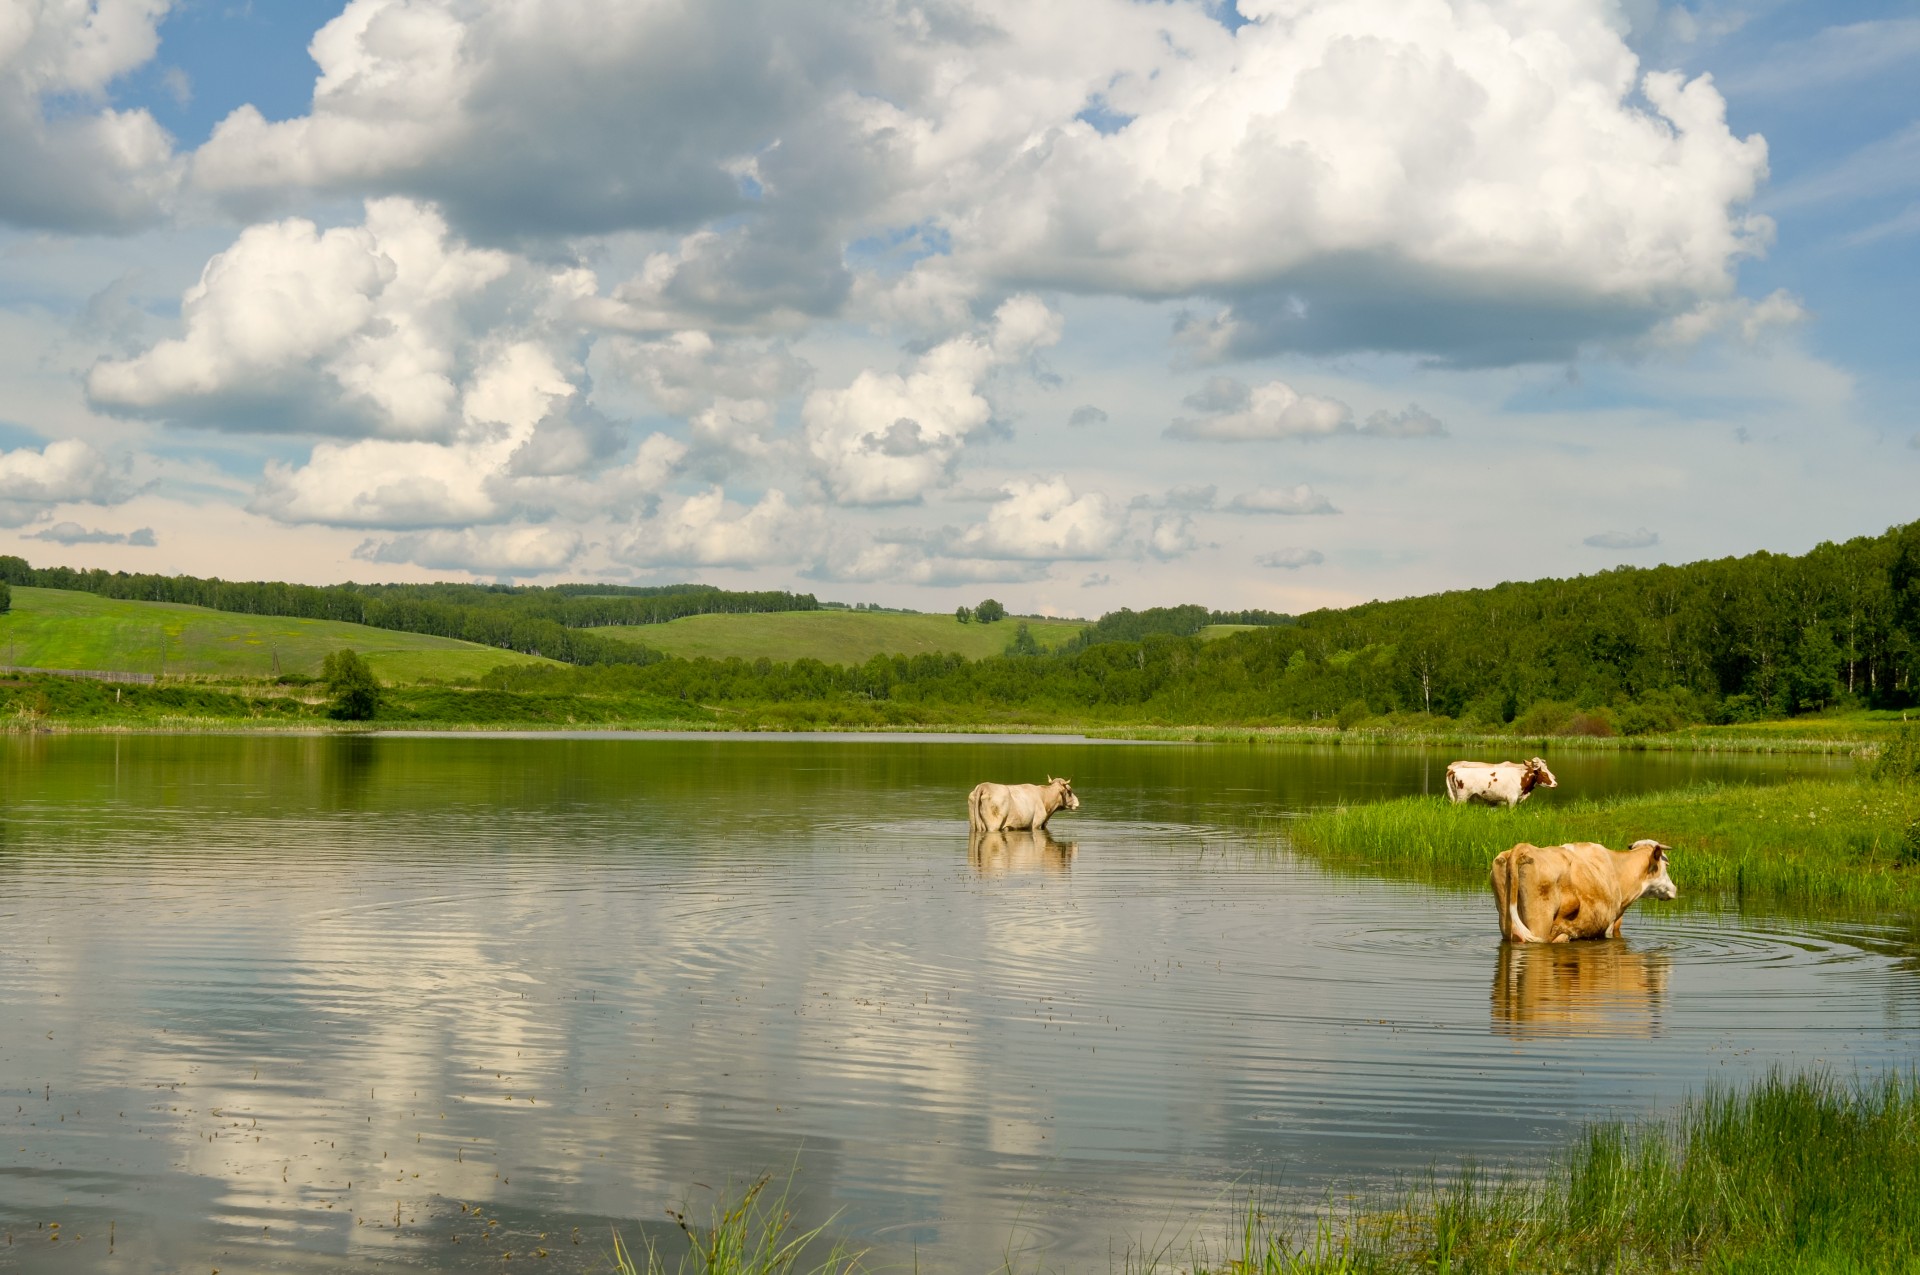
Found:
<box><xmin>968</xmin><ymin>776</ymin><xmax>1080</xmax><ymax>831</ymax></box>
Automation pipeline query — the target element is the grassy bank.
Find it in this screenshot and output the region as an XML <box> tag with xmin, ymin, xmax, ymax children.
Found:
<box><xmin>1219</xmin><ymin>1070</ymin><xmax>1920</xmax><ymax>1274</ymax></box>
<box><xmin>1286</xmin><ymin>777</ymin><xmax>1920</xmax><ymax>918</ymax></box>
<box><xmin>3</xmin><ymin>672</ymin><xmax>1911</xmax><ymax>754</ymax></box>
<box><xmin>596</xmin><ymin>609</ymin><xmax>1086</xmax><ymax>664</ymax></box>
<box><xmin>0</xmin><ymin>586</ymin><xmax>554</xmax><ymax>681</ymax></box>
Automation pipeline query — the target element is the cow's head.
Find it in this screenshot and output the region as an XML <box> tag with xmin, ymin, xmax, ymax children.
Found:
<box><xmin>1526</xmin><ymin>757</ymin><xmax>1559</xmax><ymax>789</ymax></box>
<box><xmin>1047</xmin><ymin>775</ymin><xmax>1081</xmax><ymax>811</ymax></box>
<box><xmin>1632</xmin><ymin>840</ymin><xmax>1677</xmax><ymax>901</ymax></box>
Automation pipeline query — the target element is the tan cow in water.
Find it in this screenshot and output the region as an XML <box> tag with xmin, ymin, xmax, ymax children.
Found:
<box><xmin>968</xmin><ymin>776</ymin><xmax>1079</xmax><ymax>831</ymax></box>
<box><xmin>1490</xmin><ymin>839</ymin><xmax>1677</xmax><ymax>943</ymax></box>
<box><xmin>1446</xmin><ymin>757</ymin><xmax>1558</xmax><ymax>807</ymax></box>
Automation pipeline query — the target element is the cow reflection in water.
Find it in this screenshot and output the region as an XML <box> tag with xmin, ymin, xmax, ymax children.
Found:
<box><xmin>1492</xmin><ymin>942</ymin><xmax>1672</xmax><ymax>1039</ymax></box>
<box><xmin>968</xmin><ymin>827</ymin><xmax>1077</xmax><ymax>877</ymax></box>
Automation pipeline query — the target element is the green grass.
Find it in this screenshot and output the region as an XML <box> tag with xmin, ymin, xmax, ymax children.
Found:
<box><xmin>0</xmin><ymin>586</ymin><xmax>555</xmax><ymax>683</ymax></box>
<box><xmin>1199</xmin><ymin>624</ymin><xmax>1261</xmax><ymax>641</ymax></box>
<box><xmin>593</xmin><ymin>610</ymin><xmax>1086</xmax><ymax>665</ymax></box>
<box><xmin>1210</xmin><ymin>1070</ymin><xmax>1920</xmax><ymax>1274</ymax></box>
<box><xmin>1285</xmin><ymin>778</ymin><xmax>1920</xmax><ymax>920</ymax></box>
<box><xmin>613</xmin><ymin>1173</ymin><xmax>862</xmax><ymax>1275</ymax></box>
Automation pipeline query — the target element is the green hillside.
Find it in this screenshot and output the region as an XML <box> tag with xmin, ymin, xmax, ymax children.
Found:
<box><xmin>597</xmin><ymin>610</ymin><xmax>1086</xmax><ymax>665</ymax></box>
<box><xmin>0</xmin><ymin>587</ymin><xmax>555</xmax><ymax>682</ymax></box>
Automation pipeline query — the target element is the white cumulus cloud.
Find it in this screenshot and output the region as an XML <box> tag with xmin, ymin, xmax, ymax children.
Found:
<box><xmin>616</xmin><ymin>487</ymin><xmax>813</xmax><ymax>568</ymax></box>
<box><xmin>802</xmin><ymin>295</ymin><xmax>1061</xmax><ymax>505</ymax></box>
<box><xmin>0</xmin><ymin>439</ymin><xmax>137</xmax><ymax>526</ymax></box>
<box><xmin>947</xmin><ymin>476</ymin><xmax>1125</xmax><ymax>561</ymax></box>
<box><xmin>354</xmin><ymin>524</ymin><xmax>582</xmax><ymax>577</ymax></box>
<box><xmin>1257</xmin><ymin>547</ymin><xmax>1325</xmax><ymax>569</ymax></box>
<box><xmin>0</xmin><ymin>0</ymin><xmax>181</xmax><ymax>231</ymax></box>
<box><xmin>88</xmin><ymin>199</ymin><xmax>521</xmax><ymax>438</ymax></box>
<box><xmin>1168</xmin><ymin>378</ymin><xmax>1353</xmax><ymax>442</ymax></box>
<box><xmin>1228</xmin><ymin>485</ymin><xmax>1340</xmax><ymax>515</ymax></box>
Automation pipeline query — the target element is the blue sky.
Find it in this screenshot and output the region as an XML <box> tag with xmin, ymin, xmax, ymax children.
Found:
<box><xmin>0</xmin><ymin>0</ymin><xmax>1912</xmax><ymax>614</ymax></box>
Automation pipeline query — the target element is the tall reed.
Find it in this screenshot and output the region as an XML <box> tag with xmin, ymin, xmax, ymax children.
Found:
<box><xmin>612</xmin><ymin>1173</ymin><xmax>864</xmax><ymax>1275</ymax></box>
<box><xmin>1209</xmin><ymin>1070</ymin><xmax>1920</xmax><ymax>1274</ymax></box>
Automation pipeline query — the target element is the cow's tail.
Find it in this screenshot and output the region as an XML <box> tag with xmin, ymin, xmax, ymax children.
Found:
<box><xmin>1443</xmin><ymin>766</ymin><xmax>1465</xmax><ymax>803</ymax></box>
<box><xmin>1506</xmin><ymin>848</ymin><xmax>1542</xmax><ymax>943</ymax></box>
<box><xmin>967</xmin><ymin>784</ymin><xmax>985</xmax><ymax>830</ymax></box>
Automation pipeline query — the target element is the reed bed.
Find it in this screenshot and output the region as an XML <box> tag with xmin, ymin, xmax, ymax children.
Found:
<box><xmin>1210</xmin><ymin>1070</ymin><xmax>1920</xmax><ymax>1274</ymax></box>
<box><xmin>1284</xmin><ymin>779</ymin><xmax>1920</xmax><ymax>919</ymax></box>
<box><xmin>612</xmin><ymin>1174</ymin><xmax>864</xmax><ymax>1275</ymax></box>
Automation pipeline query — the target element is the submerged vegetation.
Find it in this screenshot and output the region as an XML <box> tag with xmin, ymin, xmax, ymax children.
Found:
<box><xmin>1286</xmin><ymin>769</ymin><xmax>1920</xmax><ymax>919</ymax></box>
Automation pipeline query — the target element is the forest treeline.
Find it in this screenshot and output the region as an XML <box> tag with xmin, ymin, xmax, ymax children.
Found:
<box><xmin>479</xmin><ymin>522</ymin><xmax>1920</xmax><ymax>729</ymax></box>
<box><xmin>0</xmin><ymin>558</ymin><xmax>814</xmax><ymax>665</ymax></box>
<box><xmin>1059</xmin><ymin>604</ymin><xmax>1292</xmax><ymax>652</ymax></box>
<box><xmin>7</xmin><ymin>520</ymin><xmax>1920</xmax><ymax>729</ymax></box>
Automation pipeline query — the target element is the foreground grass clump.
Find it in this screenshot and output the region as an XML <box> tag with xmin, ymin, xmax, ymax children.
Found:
<box><xmin>1217</xmin><ymin>1071</ymin><xmax>1920</xmax><ymax>1274</ymax></box>
<box><xmin>1286</xmin><ymin>778</ymin><xmax>1920</xmax><ymax>917</ymax></box>
<box><xmin>613</xmin><ymin>1174</ymin><xmax>863</xmax><ymax>1275</ymax></box>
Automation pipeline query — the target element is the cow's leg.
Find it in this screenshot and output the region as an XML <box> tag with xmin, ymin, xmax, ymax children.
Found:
<box><xmin>1607</xmin><ymin>915</ymin><xmax>1624</xmax><ymax>939</ymax></box>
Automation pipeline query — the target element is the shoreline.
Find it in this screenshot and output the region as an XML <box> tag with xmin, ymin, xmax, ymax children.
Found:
<box><xmin>0</xmin><ymin>716</ymin><xmax>1885</xmax><ymax>754</ymax></box>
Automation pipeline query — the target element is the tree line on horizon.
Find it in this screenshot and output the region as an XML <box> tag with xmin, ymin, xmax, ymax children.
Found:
<box><xmin>477</xmin><ymin>521</ymin><xmax>1920</xmax><ymax>729</ymax></box>
<box><xmin>4</xmin><ymin>519</ymin><xmax>1919</xmax><ymax>728</ymax></box>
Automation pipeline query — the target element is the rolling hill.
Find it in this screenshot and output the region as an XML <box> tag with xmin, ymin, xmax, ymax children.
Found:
<box><xmin>595</xmin><ymin>609</ymin><xmax>1087</xmax><ymax>665</ymax></box>
<box><xmin>0</xmin><ymin>587</ymin><xmax>556</xmax><ymax>682</ymax></box>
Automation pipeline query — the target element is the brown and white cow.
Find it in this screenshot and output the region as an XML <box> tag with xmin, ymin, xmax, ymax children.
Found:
<box><xmin>967</xmin><ymin>776</ymin><xmax>1079</xmax><ymax>831</ymax></box>
<box><xmin>1489</xmin><ymin>839</ymin><xmax>1677</xmax><ymax>943</ymax></box>
<box><xmin>1445</xmin><ymin>757</ymin><xmax>1558</xmax><ymax>807</ymax></box>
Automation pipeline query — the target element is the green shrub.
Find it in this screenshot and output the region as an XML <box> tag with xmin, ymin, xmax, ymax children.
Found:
<box><xmin>321</xmin><ymin>648</ymin><xmax>381</xmax><ymax>720</ymax></box>
<box><xmin>1876</xmin><ymin>726</ymin><xmax>1920</xmax><ymax>784</ymax></box>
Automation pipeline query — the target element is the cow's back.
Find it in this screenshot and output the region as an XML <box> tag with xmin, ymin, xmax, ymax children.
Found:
<box><xmin>1448</xmin><ymin>760</ymin><xmax>1525</xmax><ymax>807</ymax></box>
<box><xmin>970</xmin><ymin>781</ymin><xmax>1049</xmax><ymax>830</ymax></box>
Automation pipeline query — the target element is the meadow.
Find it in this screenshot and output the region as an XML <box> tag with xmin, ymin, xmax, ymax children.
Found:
<box><xmin>594</xmin><ymin>609</ymin><xmax>1087</xmax><ymax>664</ymax></box>
<box><xmin>0</xmin><ymin>586</ymin><xmax>554</xmax><ymax>682</ymax></box>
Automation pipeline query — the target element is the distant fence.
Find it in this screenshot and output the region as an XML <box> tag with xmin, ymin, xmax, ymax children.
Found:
<box><xmin>0</xmin><ymin>665</ymin><xmax>156</xmax><ymax>686</ymax></box>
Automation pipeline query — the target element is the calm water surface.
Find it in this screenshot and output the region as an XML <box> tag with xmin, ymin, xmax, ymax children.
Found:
<box><xmin>0</xmin><ymin>735</ymin><xmax>1911</xmax><ymax>1273</ymax></box>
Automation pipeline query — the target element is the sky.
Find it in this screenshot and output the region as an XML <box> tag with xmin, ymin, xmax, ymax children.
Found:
<box><xmin>0</xmin><ymin>0</ymin><xmax>1914</xmax><ymax>617</ymax></box>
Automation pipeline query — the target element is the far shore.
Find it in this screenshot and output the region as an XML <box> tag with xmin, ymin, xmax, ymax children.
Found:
<box><xmin>0</xmin><ymin>714</ymin><xmax>1889</xmax><ymax>755</ymax></box>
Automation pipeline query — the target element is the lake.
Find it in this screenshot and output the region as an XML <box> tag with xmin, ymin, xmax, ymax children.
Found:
<box><xmin>1</xmin><ymin>734</ymin><xmax>1912</xmax><ymax>1272</ymax></box>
